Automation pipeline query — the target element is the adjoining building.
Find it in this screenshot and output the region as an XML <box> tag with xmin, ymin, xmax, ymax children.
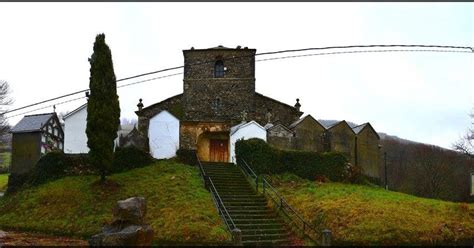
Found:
<box><xmin>134</xmin><ymin>45</ymin><xmax>381</xmax><ymax>179</ymax></box>
<box><xmin>10</xmin><ymin>112</ymin><xmax>64</xmax><ymax>175</ymax></box>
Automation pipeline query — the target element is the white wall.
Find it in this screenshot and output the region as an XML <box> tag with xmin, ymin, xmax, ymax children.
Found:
<box><xmin>148</xmin><ymin>111</ymin><xmax>180</xmax><ymax>159</ymax></box>
<box><xmin>63</xmin><ymin>107</ymin><xmax>89</xmax><ymax>154</ymax></box>
<box><xmin>230</xmin><ymin>122</ymin><xmax>267</xmax><ymax>163</ymax></box>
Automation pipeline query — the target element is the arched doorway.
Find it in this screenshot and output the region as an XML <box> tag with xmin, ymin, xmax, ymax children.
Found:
<box><xmin>197</xmin><ymin>131</ymin><xmax>229</xmax><ymax>162</ymax></box>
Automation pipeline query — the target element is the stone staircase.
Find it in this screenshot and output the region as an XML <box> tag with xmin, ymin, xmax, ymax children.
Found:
<box><xmin>202</xmin><ymin>162</ymin><xmax>292</xmax><ymax>246</ymax></box>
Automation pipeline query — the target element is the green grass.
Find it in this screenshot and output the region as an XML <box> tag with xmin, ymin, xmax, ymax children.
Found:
<box><xmin>0</xmin><ymin>152</ymin><xmax>10</xmax><ymax>168</ymax></box>
<box><xmin>0</xmin><ymin>160</ymin><xmax>230</xmax><ymax>243</ymax></box>
<box><xmin>0</xmin><ymin>174</ymin><xmax>8</xmax><ymax>191</ymax></box>
<box><xmin>268</xmin><ymin>173</ymin><xmax>474</xmax><ymax>245</ymax></box>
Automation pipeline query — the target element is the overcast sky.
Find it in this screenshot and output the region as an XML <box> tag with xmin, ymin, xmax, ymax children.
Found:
<box><xmin>0</xmin><ymin>3</ymin><xmax>472</xmax><ymax>149</ymax></box>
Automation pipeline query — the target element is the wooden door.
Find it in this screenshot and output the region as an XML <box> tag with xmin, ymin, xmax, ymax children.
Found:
<box><xmin>210</xmin><ymin>139</ymin><xmax>228</xmax><ymax>162</ymax></box>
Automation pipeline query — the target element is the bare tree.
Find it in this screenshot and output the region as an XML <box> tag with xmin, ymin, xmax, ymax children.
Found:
<box><xmin>0</xmin><ymin>80</ymin><xmax>12</xmax><ymax>138</ymax></box>
<box><xmin>120</xmin><ymin>118</ymin><xmax>137</xmax><ymax>126</ymax></box>
<box><xmin>452</xmin><ymin>109</ymin><xmax>474</xmax><ymax>158</ymax></box>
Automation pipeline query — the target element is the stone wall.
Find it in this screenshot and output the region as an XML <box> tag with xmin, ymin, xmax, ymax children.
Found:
<box><xmin>267</xmin><ymin>124</ymin><xmax>294</xmax><ymax>150</ymax></box>
<box><xmin>253</xmin><ymin>93</ymin><xmax>302</xmax><ymax>127</ymax></box>
<box><xmin>10</xmin><ymin>133</ymin><xmax>40</xmax><ymax>175</ymax></box>
<box><xmin>179</xmin><ymin>121</ymin><xmax>231</xmax><ymax>150</ymax></box>
<box><xmin>328</xmin><ymin>122</ymin><xmax>356</xmax><ymax>165</ymax></box>
<box><xmin>183</xmin><ymin>48</ymin><xmax>256</xmax><ymax>124</ymax></box>
<box><xmin>135</xmin><ymin>94</ymin><xmax>182</xmax><ymax>136</ymax></box>
<box><xmin>291</xmin><ymin>116</ymin><xmax>326</xmax><ymax>152</ymax></box>
<box><xmin>356</xmin><ymin>126</ymin><xmax>380</xmax><ymax>178</ymax></box>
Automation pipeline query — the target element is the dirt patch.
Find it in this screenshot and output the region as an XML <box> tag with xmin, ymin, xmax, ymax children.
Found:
<box><xmin>0</xmin><ymin>230</ymin><xmax>88</xmax><ymax>246</ymax></box>
<box><xmin>91</xmin><ymin>178</ymin><xmax>121</xmax><ymax>193</ymax></box>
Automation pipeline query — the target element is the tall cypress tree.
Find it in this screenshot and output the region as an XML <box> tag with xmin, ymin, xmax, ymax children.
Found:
<box><xmin>86</xmin><ymin>33</ymin><xmax>120</xmax><ymax>182</ymax></box>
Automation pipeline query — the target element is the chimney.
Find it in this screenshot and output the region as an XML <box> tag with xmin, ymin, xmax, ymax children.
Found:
<box><xmin>294</xmin><ymin>98</ymin><xmax>301</xmax><ymax>112</ymax></box>
<box><xmin>137</xmin><ymin>98</ymin><xmax>144</xmax><ymax>111</ymax></box>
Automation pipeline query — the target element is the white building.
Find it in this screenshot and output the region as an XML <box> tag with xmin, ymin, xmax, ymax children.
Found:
<box><xmin>148</xmin><ymin>110</ymin><xmax>180</xmax><ymax>159</ymax></box>
<box><xmin>229</xmin><ymin>121</ymin><xmax>267</xmax><ymax>163</ymax></box>
<box><xmin>63</xmin><ymin>104</ymin><xmax>88</xmax><ymax>154</ymax></box>
<box><xmin>63</xmin><ymin>103</ymin><xmax>133</xmax><ymax>154</ymax></box>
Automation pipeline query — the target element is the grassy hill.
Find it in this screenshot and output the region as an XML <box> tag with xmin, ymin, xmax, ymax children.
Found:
<box><xmin>0</xmin><ymin>160</ymin><xmax>230</xmax><ymax>244</ymax></box>
<box><xmin>268</xmin><ymin>174</ymin><xmax>474</xmax><ymax>245</ymax></box>
<box><xmin>0</xmin><ymin>174</ymin><xmax>7</xmax><ymax>191</ymax></box>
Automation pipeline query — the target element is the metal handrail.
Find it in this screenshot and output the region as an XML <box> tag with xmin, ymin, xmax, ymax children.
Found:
<box><xmin>237</xmin><ymin>158</ymin><xmax>323</xmax><ymax>244</ymax></box>
<box><xmin>195</xmin><ymin>152</ymin><xmax>238</xmax><ymax>235</ymax></box>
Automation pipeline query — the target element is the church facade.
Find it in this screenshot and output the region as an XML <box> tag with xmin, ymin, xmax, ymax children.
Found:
<box><xmin>135</xmin><ymin>45</ymin><xmax>381</xmax><ymax>178</ymax></box>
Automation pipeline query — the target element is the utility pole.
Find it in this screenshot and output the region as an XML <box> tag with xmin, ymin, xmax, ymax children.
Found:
<box><xmin>384</xmin><ymin>151</ymin><xmax>388</xmax><ymax>190</ymax></box>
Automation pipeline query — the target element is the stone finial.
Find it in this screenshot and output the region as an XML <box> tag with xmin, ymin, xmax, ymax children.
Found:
<box><xmin>236</xmin><ymin>45</ymin><xmax>241</xmax><ymax>49</ymax></box>
<box><xmin>137</xmin><ymin>98</ymin><xmax>144</xmax><ymax>111</ymax></box>
<box><xmin>190</xmin><ymin>47</ymin><xmax>194</xmax><ymax>50</ymax></box>
<box><xmin>240</xmin><ymin>110</ymin><xmax>248</xmax><ymax>123</ymax></box>
<box><xmin>265</xmin><ymin>109</ymin><xmax>272</xmax><ymax>124</ymax></box>
<box><xmin>294</xmin><ymin>98</ymin><xmax>301</xmax><ymax>111</ymax></box>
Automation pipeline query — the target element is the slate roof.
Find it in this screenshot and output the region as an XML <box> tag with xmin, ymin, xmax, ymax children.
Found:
<box><xmin>267</xmin><ymin>123</ymin><xmax>294</xmax><ymax>134</ymax></box>
<box><xmin>318</xmin><ymin>119</ymin><xmax>359</xmax><ymax>129</ymax></box>
<box><xmin>289</xmin><ymin>117</ymin><xmax>305</xmax><ymax>129</ymax></box>
<box><xmin>289</xmin><ymin>115</ymin><xmax>326</xmax><ymax>130</ymax></box>
<box><xmin>352</xmin><ymin>123</ymin><xmax>368</xmax><ymax>134</ymax></box>
<box><xmin>352</xmin><ymin>122</ymin><xmax>380</xmax><ymax>139</ymax></box>
<box><xmin>10</xmin><ymin>113</ymin><xmax>54</xmax><ymax>133</ymax></box>
<box><xmin>230</xmin><ymin>120</ymin><xmax>265</xmax><ymax>136</ymax></box>
<box><xmin>63</xmin><ymin>103</ymin><xmax>87</xmax><ymax>119</ymax></box>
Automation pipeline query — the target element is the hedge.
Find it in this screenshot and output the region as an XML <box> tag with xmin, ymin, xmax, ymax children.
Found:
<box><xmin>7</xmin><ymin>147</ymin><xmax>155</xmax><ymax>192</ymax></box>
<box><xmin>235</xmin><ymin>138</ymin><xmax>350</xmax><ymax>182</ymax></box>
<box><xmin>112</xmin><ymin>146</ymin><xmax>154</xmax><ymax>173</ymax></box>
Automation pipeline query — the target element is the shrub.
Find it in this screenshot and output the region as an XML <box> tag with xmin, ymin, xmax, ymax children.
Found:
<box><xmin>112</xmin><ymin>147</ymin><xmax>154</xmax><ymax>173</ymax></box>
<box><xmin>29</xmin><ymin>151</ymin><xmax>69</xmax><ymax>185</ymax></box>
<box><xmin>235</xmin><ymin>138</ymin><xmax>281</xmax><ymax>174</ymax></box>
<box><xmin>176</xmin><ymin>149</ymin><xmax>198</xmax><ymax>166</ymax></box>
<box><xmin>235</xmin><ymin>138</ymin><xmax>349</xmax><ymax>182</ymax></box>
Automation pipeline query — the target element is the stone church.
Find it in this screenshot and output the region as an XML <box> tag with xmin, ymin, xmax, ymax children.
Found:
<box><xmin>135</xmin><ymin>45</ymin><xmax>381</xmax><ymax>179</ymax></box>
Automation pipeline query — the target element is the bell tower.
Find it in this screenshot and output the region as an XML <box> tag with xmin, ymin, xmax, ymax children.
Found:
<box><xmin>182</xmin><ymin>45</ymin><xmax>256</xmax><ymax>124</ymax></box>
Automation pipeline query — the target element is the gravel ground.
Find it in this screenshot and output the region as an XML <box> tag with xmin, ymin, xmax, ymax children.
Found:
<box><xmin>0</xmin><ymin>230</ymin><xmax>88</xmax><ymax>246</ymax></box>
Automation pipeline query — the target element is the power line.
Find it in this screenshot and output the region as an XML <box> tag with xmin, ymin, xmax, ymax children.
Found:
<box><xmin>4</xmin><ymin>96</ymin><xmax>87</xmax><ymax>119</ymax></box>
<box><xmin>255</xmin><ymin>49</ymin><xmax>473</xmax><ymax>62</ymax></box>
<box><xmin>256</xmin><ymin>44</ymin><xmax>474</xmax><ymax>57</ymax></box>
<box><xmin>2</xmin><ymin>44</ymin><xmax>472</xmax><ymax>116</ymax></box>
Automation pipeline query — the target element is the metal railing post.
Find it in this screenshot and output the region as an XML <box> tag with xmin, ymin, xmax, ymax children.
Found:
<box><xmin>255</xmin><ymin>175</ymin><xmax>258</xmax><ymax>192</ymax></box>
<box><xmin>232</xmin><ymin>228</ymin><xmax>242</xmax><ymax>246</ymax></box>
<box><xmin>203</xmin><ymin>175</ymin><xmax>210</xmax><ymax>191</ymax></box>
<box><xmin>322</xmin><ymin>229</ymin><xmax>332</xmax><ymax>246</ymax></box>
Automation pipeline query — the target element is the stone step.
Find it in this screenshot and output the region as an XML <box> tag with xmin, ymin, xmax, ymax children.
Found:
<box><xmin>236</xmin><ymin>223</ymin><xmax>285</xmax><ymax>231</ymax></box>
<box><xmin>225</xmin><ymin>214</ymin><xmax>277</xmax><ymax>219</ymax></box>
<box><xmin>241</xmin><ymin>228</ymin><xmax>288</xmax><ymax>236</ymax></box>
<box><xmin>221</xmin><ymin>198</ymin><xmax>267</xmax><ymax>204</ymax></box>
<box><xmin>241</xmin><ymin>239</ymin><xmax>290</xmax><ymax>246</ymax></box>
<box><xmin>225</xmin><ymin>205</ymin><xmax>269</xmax><ymax>211</ymax></box>
<box><xmin>206</xmin><ymin>173</ymin><xmax>244</xmax><ymax>177</ymax></box>
<box><xmin>242</xmin><ymin>233</ymin><xmax>290</xmax><ymax>241</ymax></box>
<box><xmin>231</xmin><ymin>218</ymin><xmax>284</xmax><ymax>225</ymax></box>
<box><xmin>224</xmin><ymin>202</ymin><xmax>268</xmax><ymax>207</ymax></box>
<box><xmin>220</xmin><ymin>196</ymin><xmax>266</xmax><ymax>201</ymax></box>
<box><xmin>227</xmin><ymin>209</ymin><xmax>274</xmax><ymax>215</ymax></box>
<box><xmin>209</xmin><ymin>178</ymin><xmax>249</xmax><ymax>182</ymax></box>
<box><xmin>211</xmin><ymin>182</ymin><xmax>252</xmax><ymax>186</ymax></box>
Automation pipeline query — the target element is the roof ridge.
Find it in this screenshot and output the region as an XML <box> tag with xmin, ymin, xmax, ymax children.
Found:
<box><xmin>24</xmin><ymin>112</ymin><xmax>55</xmax><ymax>117</ymax></box>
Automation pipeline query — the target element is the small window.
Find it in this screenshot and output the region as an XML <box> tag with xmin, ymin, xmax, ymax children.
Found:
<box><xmin>212</xmin><ymin>97</ymin><xmax>222</xmax><ymax>111</ymax></box>
<box><xmin>214</xmin><ymin>60</ymin><xmax>225</xmax><ymax>78</ymax></box>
